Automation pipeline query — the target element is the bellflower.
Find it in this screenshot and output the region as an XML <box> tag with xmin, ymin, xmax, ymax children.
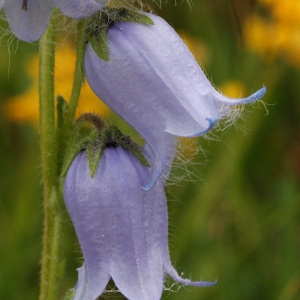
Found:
<box><xmin>64</xmin><ymin>145</ymin><xmax>214</xmax><ymax>300</ymax></box>
<box><xmin>1</xmin><ymin>0</ymin><xmax>108</xmax><ymax>42</ymax></box>
<box><xmin>85</xmin><ymin>11</ymin><xmax>266</xmax><ymax>191</ymax></box>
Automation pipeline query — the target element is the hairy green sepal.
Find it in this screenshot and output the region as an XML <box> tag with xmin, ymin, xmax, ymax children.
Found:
<box><xmin>99</xmin><ymin>125</ymin><xmax>150</xmax><ymax>169</ymax></box>
<box><xmin>61</xmin><ymin>114</ymin><xmax>150</xmax><ymax>179</ymax></box>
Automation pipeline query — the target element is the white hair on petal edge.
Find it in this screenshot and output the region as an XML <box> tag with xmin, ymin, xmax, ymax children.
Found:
<box><xmin>165</xmin><ymin>96</ymin><xmax>267</xmax><ymax>188</ymax></box>
<box><xmin>165</xmin><ymin>136</ymin><xmax>207</xmax><ymax>188</ymax></box>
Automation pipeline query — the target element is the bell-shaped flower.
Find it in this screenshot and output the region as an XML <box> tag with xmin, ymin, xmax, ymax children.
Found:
<box><xmin>2</xmin><ymin>0</ymin><xmax>52</xmax><ymax>41</ymax></box>
<box><xmin>84</xmin><ymin>11</ymin><xmax>266</xmax><ymax>191</ymax></box>
<box><xmin>64</xmin><ymin>145</ymin><xmax>215</xmax><ymax>300</ymax></box>
<box><xmin>1</xmin><ymin>0</ymin><xmax>108</xmax><ymax>42</ymax></box>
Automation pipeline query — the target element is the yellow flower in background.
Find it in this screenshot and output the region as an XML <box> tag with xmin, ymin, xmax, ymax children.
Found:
<box><xmin>260</xmin><ymin>0</ymin><xmax>300</xmax><ymax>25</ymax></box>
<box><xmin>244</xmin><ymin>0</ymin><xmax>300</xmax><ymax>67</ymax></box>
<box><xmin>219</xmin><ymin>80</ymin><xmax>247</xmax><ymax>98</ymax></box>
<box><xmin>4</xmin><ymin>42</ymin><xmax>110</xmax><ymax>125</ymax></box>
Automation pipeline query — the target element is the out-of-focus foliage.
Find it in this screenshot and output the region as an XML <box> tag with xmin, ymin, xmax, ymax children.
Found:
<box><xmin>0</xmin><ymin>0</ymin><xmax>299</xmax><ymax>299</ymax></box>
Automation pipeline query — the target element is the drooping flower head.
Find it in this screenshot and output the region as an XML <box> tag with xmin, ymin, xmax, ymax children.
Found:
<box><xmin>84</xmin><ymin>10</ymin><xmax>266</xmax><ymax>191</ymax></box>
<box><xmin>63</xmin><ymin>114</ymin><xmax>215</xmax><ymax>300</ymax></box>
<box><xmin>1</xmin><ymin>0</ymin><xmax>108</xmax><ymax>41</ymax></box>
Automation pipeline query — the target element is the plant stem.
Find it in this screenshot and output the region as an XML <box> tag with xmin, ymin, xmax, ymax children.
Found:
<box><xmin>65</xmin><ymin>19</ymin><xmax>87</xmax><ymax>130</ymax></box>
<box><xmin>39</xmin><ymin>12</ymin><xmax>62</xmax><ymax>300</ymax></box>
<box><xmin>57</xmin><ymin>19</ymin><xmax>87</xmax><ymax>173</ymax></box>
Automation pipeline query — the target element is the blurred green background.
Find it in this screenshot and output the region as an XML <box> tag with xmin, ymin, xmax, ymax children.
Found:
<box><xmin>0</xmin><ymin>0</ymin><xmax>299</xmax><ymax>299</ymax></box>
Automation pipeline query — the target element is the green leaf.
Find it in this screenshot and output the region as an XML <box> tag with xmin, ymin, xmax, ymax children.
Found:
<box><xmin>102</xmin><ymin>125</ymin><xmax>150</xmax><ymax>168</ymax></box>
<box><xmin>113</xmin><ymin>9</ymin><xmax>154</xmax><ymax>25</ymax></box>
<box><xmin>86</xmin><ymin>144</ymin><xmax>102</xmax><ymax>178</ymax></box>
<box><xmin>60</xmin><ymin>123</ymin><xmax>94</xmax><ymax>180</ymax></box>
<box><xmin>89</xmin><ymin>26</ymin><xmax>109</xmax><ymax>62</ymax></box>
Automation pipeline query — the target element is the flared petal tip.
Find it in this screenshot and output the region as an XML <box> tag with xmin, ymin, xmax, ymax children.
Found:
<box><xmin>142</xmin><ymin>174</ymin><xmax>160</xmax><ymax>191</ymax></box>
<box><xmin>190</xmin><ymin>117</ymin><xmax>217</xmax><ymax>137</ymax></box>
<box><xmin>165</xmin><ymin>263</ymin><xmax>218</xmax><ymax>288</ymax></box>
<box><xmin>234</xmin><ymin>85</ymin><xmax>266</xmax><ymax>104</ymax></box>
<box><xmin>246</xmin><ymin>86</ymin><xmax>267</xmax><ymax>102</ymax></box>
<box><xmin>203</xmin><ymin>118</ymin><xmax>217</xmax><ymax>134</ymax></box>
<box><xmin>193</xmin><ymin>279</ymin><xmax>218</xmax><ymax>287</ymax></box>
<box><xmin>173</xmin><ymin>277</ymin><xmax>217</xmax><ymax>288</ymax></box>
<box><xmin>215</xmin><ymin>86</ymin><xmax>267</xmax><ymax>105</ymax></box>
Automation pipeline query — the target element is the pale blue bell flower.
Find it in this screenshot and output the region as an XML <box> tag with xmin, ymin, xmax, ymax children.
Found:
<box><xmin>64</xmin><ymin>147</ymin><xmax>215</xmax><ymax>300</ymax></box>
<box><xmin>1</xmin><ymin>0</ymin><xmax>108</xmax><ymax>42</ymax></box>
<box><xmin>84</xmin><ymin>12</ymin><xmax>266</xmax><ymax>191</ymax></box>
<box><xmin>2</xmin><ymin>0</ymin><xmax>52</xmax><ymax>41</ymax></box>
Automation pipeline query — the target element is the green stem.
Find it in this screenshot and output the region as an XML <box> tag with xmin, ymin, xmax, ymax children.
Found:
<box><xmin>57</xmin><ymin>19</ymin><xmax>87</xmax><ymax>186</ymax></box>
<box><xmin>65</xmin><ymin>19</ymin><xmax>87</xmax><ymax>130</ymax></box>
<box><xmin>57</xmin><ymin>19</ymin><xmax>87</xmax><ymax>174</ymax></box>
<box><xmin>39</xmin><ymin>12</ymin><xmax>61</xmax><ymax>300</ymax></box>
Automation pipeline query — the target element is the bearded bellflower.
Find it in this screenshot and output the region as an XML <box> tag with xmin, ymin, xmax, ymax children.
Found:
<box><xmin>1</xmin><ymin>0</ymin><xmax>108</xmax><ymax>42</ymax></box>
<box><xmin>63</xmin><ymin>119</ymin><xmax>215</xmax><ymax>300</ymax></box>
<box><xmin>85</xmin><ymin>11</ymin><xmax>266</xmax><ymax>191</ymax></box>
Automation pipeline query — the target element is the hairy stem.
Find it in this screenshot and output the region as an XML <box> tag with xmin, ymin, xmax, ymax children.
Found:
<box><xmin>57</xmin><ymin>19</ymin><xmax>87</xmax><ymax>173</ymax></box>
<box><xmin>39</xmin><ymin>12</ymin><xmax>62</xmax><ymax>300</ymax></box>
<box><xmin>65</xmin><ymin>19</ymin><xmax>87</xmax><ymax>130</ymax></box>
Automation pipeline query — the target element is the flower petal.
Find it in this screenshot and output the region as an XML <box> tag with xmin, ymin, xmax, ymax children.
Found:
<box><xmin>64</xmin><ymin>148</ymin><xmax>168</xmax><ymax>299</ymax></box>
<box><xmin>107</xmin><ymin>147</ymin><xmax>166</xmax><ymax>299</ymax></box>
<box><xmin>3</xmin><ymin>0</ymin><xmax>52</xmax><ymax>42</ymax></box>
<box><xmin>85</xmin><ymin>34</ymin><xmax>217</xmax><ymax>190</ymax></box>
<box><xmin>54</xmin><ymin>0</ymin><xmax>107</xmax><ymax>18</ymax></box>
<box><xmin>146</xmin><ymin>14</ymin><xmax>266</xmax><ymax>110</ymax></box>
<box><xmin>211</xmin><ymin>86</ymin><xmax>266</xmax><ymax>105</ymax></box>
<box><xmin>164</xmin><ymin>262</ymin><xmax>217</xmax><ymax>287</ymax></box>
<box><xmin>64</xmin><ymin>151</ymin><xmax>111</xmax><ymax>299</ymax></box>
<box><xmin>141</xmin><ymin>132</ymin><xmax>176</xmax><ymax>191</ymax></box>
<box><xmin>72</xmin><ymin>265</ymin><xmax>87</xmax><ymax>300</ymax></box>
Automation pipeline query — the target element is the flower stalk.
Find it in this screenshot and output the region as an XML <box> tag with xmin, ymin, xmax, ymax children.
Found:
<box><xmin>64</xmin><ymin>19</ymin><xmax>86</xmax><ymax>131</ymax></box>
<box><xmin>58</xmin><ymin>19</ymin><xmax>87</xmax><ymax>171</ymax></box>
<box><xmin>39</xmin><ymin>11</ymin><xmax>62</xmax><ymax>300</ymax></box>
